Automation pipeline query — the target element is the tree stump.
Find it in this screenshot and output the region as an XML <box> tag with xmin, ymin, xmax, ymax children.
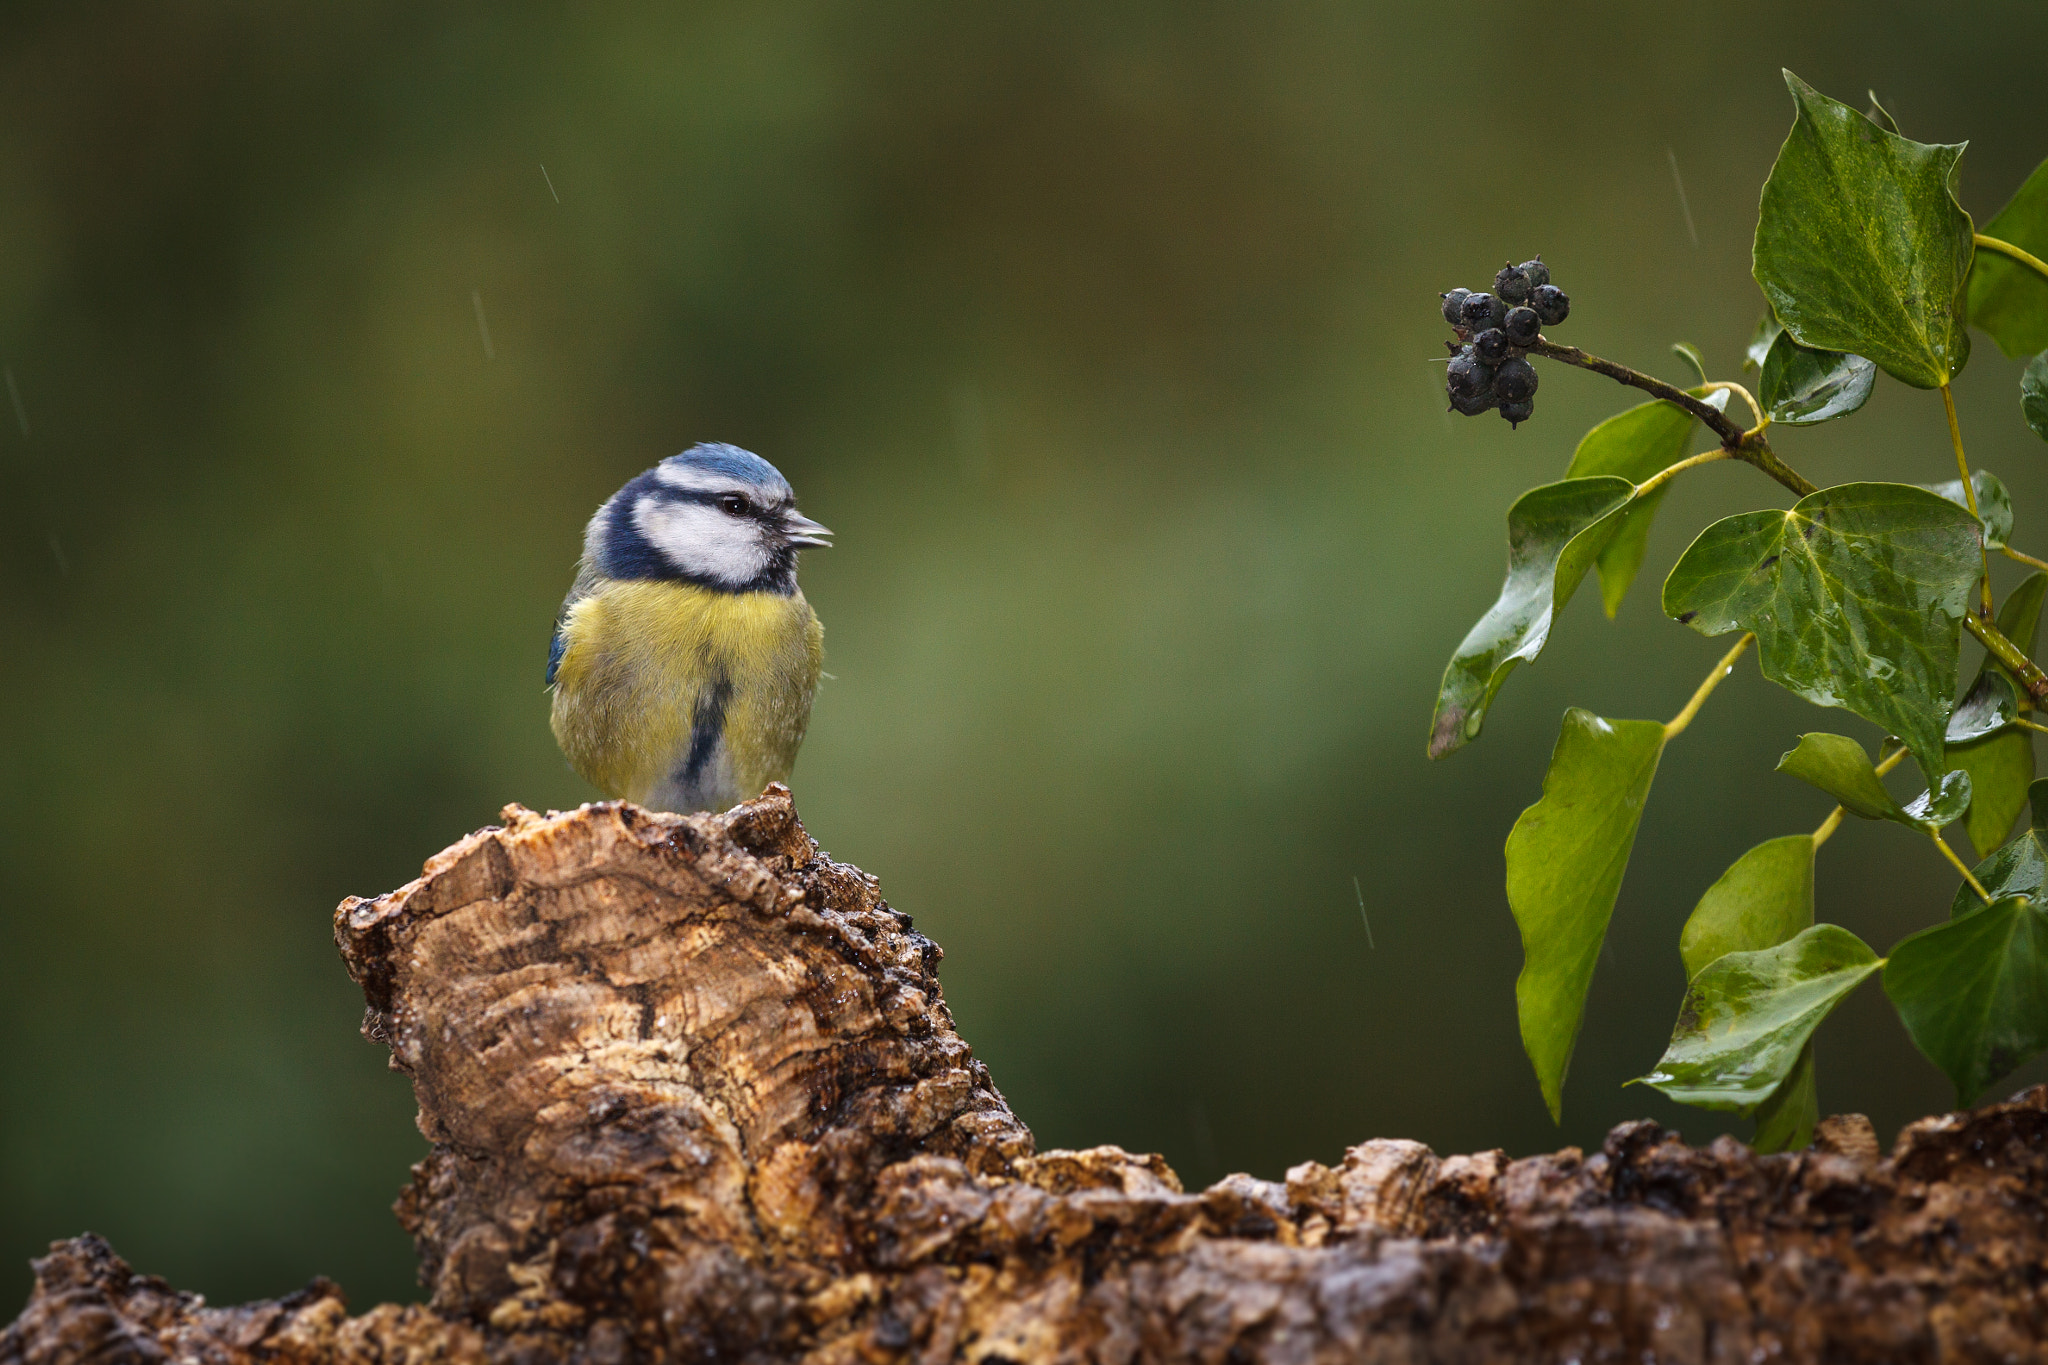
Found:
<box><xmin>6</xmin><ymin>788</ymin><xmax>2046</xmax><ymax>1363</ymax></box>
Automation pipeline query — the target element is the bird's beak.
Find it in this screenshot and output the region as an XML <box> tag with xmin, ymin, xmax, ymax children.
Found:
<box><xmin>782</xmin><ymin>511</ymin><xmax>834</xmax><ymax>547</ymax></box>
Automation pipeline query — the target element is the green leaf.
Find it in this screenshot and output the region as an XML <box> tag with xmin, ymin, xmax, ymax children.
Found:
<box><xmin>1775</xmin><ymin>732</ymin><xmax>1971</xmax><ymax>830</ymax></box>
<box><xmin>1885</xmin><ymin>896</ymin><xmax>2048</xmax><ymax>1106</ymax></box>
<box><xmin>1671</xmin><ymin>342</ymin><xmax>1708</xmax><ymax>386</ymax></box>
<box><xmin>1864</xmin><ymin>91</ymin><xmax>1900</xmax><ymax>136</ymax></box>
<box><xmin>1921</xmin><ymin>469</ymin><xmax>2012</xmax><ymax>550</ymax></box>
<box><xmin>1745</xmin><ymin>313</ymin><xmax>1784</xmax><ymax>373</ymax></box>
<box><xmin>1663</xmin><ymin>483</ymin><xmax>1983</xmax><ymax>777</ymax></box>
<box><xmin>1946</xmin><ymin>670</ymin><xmax>2020</xmax><ymax>743</ymax></box>
<box><xmin>1507</xmin><ymin>708</ymin><xmax>1667</xmax><ymax>1122</ymax></box>
<box><xmin>1562</xmin><ymin>393</ymin><xmax>1727</xmax><ymax>619</ymax></box>
<box><xmin>1753</xmin><ymin>1043</ymin><xmax>1819</xmax><ymax>1153</ymax></box>
<box><xmin>1637</xmin><ymin>924</ymin><xmax>1882</xmax><ymax>1111</ymax></box>
<box><xmin>1753</xmin><ymin>71</ymin><xmax>1973</xmax><ymax>389</ymax></box>
<box><xmin>1679</xmin><ymin>835</ymin><xmax>1816</xmax><ymax>981</ymax></box>
<box><xmin>1949</xmin><ymin>573</ymin><xmax>2046</xmax><ymax>858</ymax></box>
<box><xmin>1967</xmin><ymin>158</ymin><xmax>2048</xmax><ymax>360</ymax></box>
<box><xmin>1947</xmin><ymin>778</ymin><xmax>2048</xmax><ymax>919</ymax></box>
<box><xmin>2025</xmin><ymin>351</ymin><xmax>2048</xmax><ymax>443</ymax></box>
<box><xmin>1429</xmin><ymin>477</ymin><xmax>1636</xmax><ymax>758</ymax></box>
<box><xmin>1758</xmin><ymin>328</ymin><xmax>1875</xmax><ymax>425</ymax></box>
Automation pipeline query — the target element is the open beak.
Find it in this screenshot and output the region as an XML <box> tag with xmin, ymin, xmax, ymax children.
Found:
<box><xmin>782</xmin><ymin>511</ymin><xmax>834</xmax><ymax>547</ymax></box>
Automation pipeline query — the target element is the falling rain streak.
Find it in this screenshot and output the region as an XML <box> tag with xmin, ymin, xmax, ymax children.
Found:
<box><xmin>5</xmin><ymin>366</ymin><xmax>27</xmax><ymax>436</ymax></box>
<box><xmin>472</xmin><ymin>289</ymin><xmax>496</xmax><ymax>361</ymax></box>
<box><xmin>1667</xmin><ymin>148</ymin><xmax>1700</xmax><ymax>248</ymax></box>
<box><xmin>540</xmin><ymin>164</ymin><xmax>560</xmax><ymax>203</ymax></box>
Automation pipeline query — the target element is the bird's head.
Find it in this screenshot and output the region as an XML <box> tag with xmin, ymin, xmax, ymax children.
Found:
<box><xmin>589</xmin><ymin>443</ymin><xmax>832</xmax><ymax>594</ymax></box>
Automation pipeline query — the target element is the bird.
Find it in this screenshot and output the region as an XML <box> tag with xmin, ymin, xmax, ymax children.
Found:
<box><xmin>547</xmin><ymin>442</ymin><xmax>830</xmax><ymax>814</ymax></box>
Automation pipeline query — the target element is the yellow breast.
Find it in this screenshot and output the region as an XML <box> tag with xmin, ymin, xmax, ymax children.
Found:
<box><xmin>549</xmin><ymin>580</ymin><xmax>823</xmax><ymax>810</ymax></box>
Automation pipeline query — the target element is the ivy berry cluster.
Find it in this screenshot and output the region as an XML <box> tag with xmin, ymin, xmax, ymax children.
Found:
<box><xmin>1441</xmin><ymin>258</ymin><xmax>1570</xmax><ymax>427</ymax></box>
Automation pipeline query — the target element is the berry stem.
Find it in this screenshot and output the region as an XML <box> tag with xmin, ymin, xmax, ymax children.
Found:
<box><xmin>1525</xmin><ymin>336</ymin><xmax>1816</xmax><ymax>498</ymax></box>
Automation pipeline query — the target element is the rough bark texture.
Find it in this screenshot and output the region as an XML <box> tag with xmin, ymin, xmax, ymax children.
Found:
<box><xmin>7</xmin><ymin>788</ymin><xmax>2048</xmax><ymax>1364</ymax></box>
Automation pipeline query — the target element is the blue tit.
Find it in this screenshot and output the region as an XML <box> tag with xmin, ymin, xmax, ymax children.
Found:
<box><xmin>546</xmin><ymin>442</ymin><xmax>831</xmax><ymax>814</ymax></box>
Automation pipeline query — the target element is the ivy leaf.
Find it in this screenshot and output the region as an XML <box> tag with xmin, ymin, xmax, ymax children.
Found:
<box><xmin>2025</xmin><ymin>351</ymin><xmax>2048</xmax><ymax>443</ymax></box>
<box><xmin>1864</xmin><ymin>91</ymin><xmax>1901</xmax><ymax>136</ymax></box>
<box><xmin>1745</xmin><ymin>313</ymin><xmax>1784</xmax><ymax>373</ymax></box>
<box><xmin>1507</xmin><ymin>709</ymin><xmax>1667</xmax><ymax>1122</ymax></box>
<box><xmin>1429</xmin><ymin>477</ymin><xmax>1636</xmax><ymax>758</ymax></box>
<box><xmin>1949</xmin><ymin>573</ymin><xmax>2046</xmax><ymax>857</ymax></box>
<box><xmin>1947</xmin><ymin>778</ymin><xmax>2048</xmax><ymax>919</ymax></box>
<box><xmin>1967</xmin><ymin>158</ymin><xmax>2048</xmax><ymax>360</ymax></box>
<box><xmin>1885</xmin><ymin>896</ymin><xmax>2048</xmax><ymax>1106</ymax></box>
<box><xmin>1562</xmin><ymin>392</ymin><xmax>1727</xmax><ymax>619</ymax></box>
<box><xmin>1663</xmin><ymin>483</ymin><xmax>1983</xmax><ymax>777</ymax></box>
<box><xmin>1776</xmin><ymin>732</ymin><xmax>1971</xmax><ymax>830</ymax></box>
<box><xmin>1753</xmin><ymin>1044</ymin><xmax>1819</xmax><ymax>1153</ymax></box>
<box><xmin>1921</xmin><ymin>469</ymin><xmax>2012</xmax><ymax>550</ymax></box>
<box><xmin>1758</xmin><ymin>328</ymin><xmax>1875</xmax><ymax>425</ymax></box>
<box><xmin>1671</xmin><ymin>342</ymin><xmax>1708</xmax><ymax>386</ymax></box>
<box><xmin>1637</xmin><ymin>924</ymin><xmax>1882</xmax><ymax>1112</ymax></box>
<box><xmin>1947</xmin><ymin>671</ymin><xmax>2020</xmax><ymax>744</ymax></box>
<box><xmin>1679</xmin><ymin>835</ymin><xmax>1816</xmax><ymax>981</ymax></box>
<box><xmin>1753</xmin><ymin>71</ymin><xmax>1973</xmax><ymax>389</ymax></box>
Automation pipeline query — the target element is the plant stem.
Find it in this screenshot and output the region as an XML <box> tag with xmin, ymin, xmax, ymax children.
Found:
<box><xmin>1665</xmin><ymin>633</ymin><xmax>1755</xmax><ymax>739</ymax></box>
<box><xmin>1527</xmin><ymin>338</ymin><xmax>1818</xmax><ymax>498</ymax></box>
<box><xmin>1700</xmin><ymin>381</ymin><xmax>1765</xmax><ymax>430</ymax></box>
<box><xmin>2013</xmin><ymin>716</ymin><xmax>2048</xmax><ymax>736</ymax></box>
<box><xmin>1967</xmin><ymin>614</ymin><xmax>2048</xmax><ymax>702</ymax></box>
<box><xmin>2004</xmin><ymin>545</ymin><xmax>2048</xmax><ymax>575</ymax></box>
<box><xmin>1931</xmin><ymin>830</ymin><xmax>1993</xmax><ymax>903</ymax></box>
<box><xmin>1632</xmin><ymin>448</ymin><xmax>1731</xmax><ymax>501</ymax></box>
<box><xmin>1976</xmin><ymin>232</ymin><xmax>2048</xmax><ymax>285</ymax></box>
<box><xmin>1941</xmin><ymin>382</ymin><xmax>1996</xmax><ymax>620</ymax></box>
<box><xmin>1812</xmin><ymin>744</ymin><xmax>1908</xmax><ymax>849</ymax></box>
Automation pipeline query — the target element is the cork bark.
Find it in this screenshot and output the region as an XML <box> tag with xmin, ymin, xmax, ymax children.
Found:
<box><xmin>6</xmin><ymin>787</ymin><xmax>2047</xmax><ymax>1364</ymax></box>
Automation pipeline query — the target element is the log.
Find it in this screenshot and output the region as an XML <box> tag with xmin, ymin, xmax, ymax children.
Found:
<box><xmin>6</xmin><ymin>787</ymin><xmax>2047</xmax><ymax>1364</ymax></box>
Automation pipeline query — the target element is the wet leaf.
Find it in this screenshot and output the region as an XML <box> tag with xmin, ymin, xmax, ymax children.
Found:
<box><xmin>2026</xmin><ymin>351</ymin><xmax>2048</xmax><ymax>443</ymax></box>
<box><xmin>1429</xmin><ymin>477</ymin><xmax>1635</xmax><ymax>758</ymax></box>
<box><xmin>1921</xmin><ymin>469</ymin><xmax>2012</xmax><ymax>550</ymax></box>
<box><xmin>1946</xmin><ymin>670</ymin><xmax>2020</xmax><ymax>744</ymax></box>
<box><xmin>1679</xmin><ymin>835</ymin><xmax>1815</xmax><ymax>981</ymax></box>
<box><xmin>1967</xmin><ymin>158</ymin><xmax>2048</xmax><ymax>360</ymax></box>
<box><xmin>1562</xmin><ymin>393</ymin><xmax>1727</xmax><ymax>619</ymax></box>
<box><xmin>1864</xmin><ymin>91</ymin><xmax>1900</xmax><ymax>136</ymax></box>
<box><xmin>1758</xmin><ymin>329</ymin><xmax>1875</xmax><ymax>425</ymax></box>
<box><xmin>1753</xmin><ymin>1043</ymin><xmax>1819</xmax><ymax>1153</ymax></box>
<box><xmin>1507</xmin><ymin>709</ymin><xmax>1667</xmax><ymax>1122</ymax></box>
<box><xmin>1885</xmin><ymin>896</ymin><xmax>2048</xmax><ymax>1106</ymax></box>
<box><xmin>1638</xmin><ymin>924</ymin><xmax>1881</xmax><ymax>1112</ymax></box>
<box><xmin>1776</xmin><ymin>732</ymin><xmax>1970</xmax><ymax>830</ymax></box>
<box><xmin>1663</xmin><ymin>483</ymin><xmax>1982</xmax><ymax>777</ymax></box>
<box><xmin>1745</xmin><ymin>313</ymin><xmax>1784</xmax><ymax>373</ymax></box>
<box><xmin>1949</xmin><ymin>573</ymin><xmax>2045</xmax><ymax>857</ymax></box>
<box><xmin>1947</xmin><ymin>778</ymin><xmax>2048</xmax><ymax>919</ymax></box>
<box><xmin>1753</xmin><ymin>71</ymin><xmax>1972</xmax><ymax>389</ymax></box>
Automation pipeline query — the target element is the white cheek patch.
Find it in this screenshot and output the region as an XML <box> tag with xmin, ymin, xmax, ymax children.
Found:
<box><xmin>633</xmin><ymin>495</ymin><xmax>773</xmax><ymax>586</ymax></box>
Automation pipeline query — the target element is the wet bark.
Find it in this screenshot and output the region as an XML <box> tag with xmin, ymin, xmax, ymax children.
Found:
<box><xmin>6</xmin><ymin>787</ymin><xmax>2047</xmax><ymax>1364</ymax></box>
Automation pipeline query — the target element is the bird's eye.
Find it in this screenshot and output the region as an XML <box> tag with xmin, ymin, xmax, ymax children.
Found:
<box><xmin>717</xmin><ymin>493</ymin><xmax>749</xmax><ymax>516</ymax></box>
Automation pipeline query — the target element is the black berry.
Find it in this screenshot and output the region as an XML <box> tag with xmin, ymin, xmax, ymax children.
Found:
<box><xmin>1492</xmin><ymin>356</ymin><xmax>1538</xmax><ymax>404</ymax></box>
<box><xmin>1446</xmin><ymin>348</ymin><xmax>1496</xmax><ymax>412</ymax></box>
<box><xmin>1531</xmin><ymin>284</ymin><xmax>1570</xmax><ymax>326</ymax></box>
<box><xmin>1500</xmin><ymin>399</ymin><xmax>1535</xmax><ymax>427</ymax></box>
<box><xmin>1503</xmin><ymin>306</ymin><xmax>1540</xmax><ymax>346</ymax></box>
<box><xmin>1517</xmin><ymin>258</ymin><xmax>1550</xmax><ymax>289</ymax></box>
<box><xmin>1474</xmin><ymin>327</ymin><xmax>1509</xmax><ymax>363</ymax></box>
<box><xmin>1441</xmin><ymin>288</ymin><xmax>1472</xmax><ymax>328</ymax></box>
<box><xmin>1459</xmin><ymin>292</ymin><xmax>1505</xmax><ymax>332</ymax></box>
<box><xmin>1494</xmin><ymin>263</ymin><xmax>1531</xmax><ymax>304</ymax></box>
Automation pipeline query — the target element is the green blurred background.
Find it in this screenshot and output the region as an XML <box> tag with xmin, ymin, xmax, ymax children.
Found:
<box><xmin>6</xmin><ymin>0</ymin><xmax>2048</xmax><ymax>1314</ymax></box>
